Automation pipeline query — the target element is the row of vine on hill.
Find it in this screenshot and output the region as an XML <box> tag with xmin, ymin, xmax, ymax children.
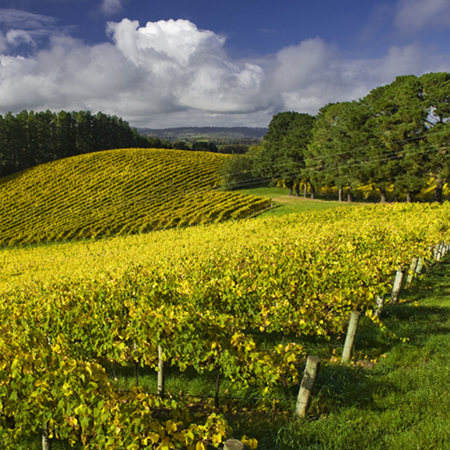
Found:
<box><xmin>1</xmin><ymin>203</ymin><xmax>450</xmax><ymax>448</ymax></box>
<box><xmin>0</xmin><ymin>148</ymin><xmax>271</xmax><ymax>247</ymax></box>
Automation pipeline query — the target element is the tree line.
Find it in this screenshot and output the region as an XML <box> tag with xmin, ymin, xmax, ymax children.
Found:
<box><xmin>0</xmin><ymin>110</ymin><xmax>252</xmax><ymax>179</ymax></box>
<box><xmin>220</xmin><ymin>72</ymin><xmax>450</xmax><ymax>202</ymax></box>
<box><xmin>0</xmin><ymin>110</ymin><xmax>172</xmax><ymax>178</ymax></box>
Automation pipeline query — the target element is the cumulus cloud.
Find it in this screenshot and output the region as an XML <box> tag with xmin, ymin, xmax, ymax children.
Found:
<box><xmin>395</xmin><ymin>0</ymin><xmax>450</xmax><ymax>34</ymax></box>
<box><xmin>1</xmin><ymin>15</ymin><xmax>450</xmax><ymax>127</ymax></box>
<box><xmin>105</xmin><ymin>18</ymin><xmax>267</xmax><ymax>113</ymax></box>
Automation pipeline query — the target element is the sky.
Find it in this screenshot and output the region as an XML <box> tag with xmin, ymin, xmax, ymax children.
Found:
<box><xmin>1</xmin><ymin>0</ymin><xmax>450</xmax><ymax>129</ymax></box>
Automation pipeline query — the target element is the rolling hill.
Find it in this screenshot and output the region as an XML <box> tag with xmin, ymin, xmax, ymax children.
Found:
<box><xmin>137</xmin><ymin>126</ymin><xmax>267</xmax><ymax>144</ymax></box>
<box><xmin>0</xmin><ymin>148</ymin><xmax>271</xmax><ymax>247</ymax></box>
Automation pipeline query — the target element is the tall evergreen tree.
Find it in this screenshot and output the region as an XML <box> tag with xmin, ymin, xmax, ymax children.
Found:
<box><xmin>362</xmin><ymin>75</ymin><xmax>427</xmax><ymax>202</ymax></box>
<box><xmin>253</xmin><ymin>111</ymin><xmax>315</xmax><ymax>196</ymax></box>
<box><xmin>421</xmin><ymin>72</ymin><xmax>450</xmax><ymax>202</ymax></box>
<box><xmin>307</xmin><ymin>101</ymin><xmax>371</xmax><ymax>202</ymax></box>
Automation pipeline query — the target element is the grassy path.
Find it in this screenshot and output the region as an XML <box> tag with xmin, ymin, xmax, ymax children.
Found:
<box><xmin>237</xmin><ymin>187</ymin><xmax>358</xmax><ymax>216</ymax></box>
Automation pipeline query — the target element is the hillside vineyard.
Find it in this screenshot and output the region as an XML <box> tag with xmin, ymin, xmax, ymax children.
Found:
<box><xmin>0</xmin><ymin>148</ymin><xmax>270</xmax><ymax>247</ymax></box>
<box><xmin>1</xmin><ymin>203</ymin><xmax>449</xmax><ymax>448</ymax></box>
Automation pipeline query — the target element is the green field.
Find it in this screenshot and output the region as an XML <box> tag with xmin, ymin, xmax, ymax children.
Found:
<box><xmin>237</xmin><ymin>186</ymin><xmax>358</xmax><ymax>217</ymax></box>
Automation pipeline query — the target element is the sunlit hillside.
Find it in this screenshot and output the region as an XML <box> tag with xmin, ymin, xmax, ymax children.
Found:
<box><xmin>0</xmin><ymin>148</ymin><xmax>271</xmax><ymax>247</ymax></box>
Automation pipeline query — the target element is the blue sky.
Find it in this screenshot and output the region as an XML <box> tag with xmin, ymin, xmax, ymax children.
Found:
<box><xmin>1</xmin><ymin>0</ymin><xmax>450</xmax><ymax>128</ymax></box>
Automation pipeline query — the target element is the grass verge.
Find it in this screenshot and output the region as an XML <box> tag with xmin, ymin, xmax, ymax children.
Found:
<box><xmin>236</xmin><ymin>187</ymin><xmax>359</xmax><ymax>217</ymax></box>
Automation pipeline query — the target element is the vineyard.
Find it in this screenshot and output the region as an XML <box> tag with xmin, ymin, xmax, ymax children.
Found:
<box><xmin>0</xmin><ymin>148</ymin><xmax>271</xmax><ymax>247</ymax></box>
<box><xmin>1</xmin><ymin>202</ymin><xmax>450</xmax><ymax>449</ymax></box>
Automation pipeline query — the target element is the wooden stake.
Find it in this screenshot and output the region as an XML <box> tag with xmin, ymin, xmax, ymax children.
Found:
<box><xmin>439</xmin><ymin>242</ymin><xmax>446</xmax><ymax>259</ymax></box>
<box><xmin>415</xmin><ymin>257</ymin><xmax>424</xmax><ymax>275</ymax></box>
<box><xmin>405</xmin><ymin>257</ymin><xmax>418</xmax><ymax>288</ymax></box>
<box><xmin>390</xmin><ymin>269</ymin><xmax>404</xmax><ymax>304</ymax></box>
<box><xmin>436</xmin><ymin>243</ymin><xmax>442</xmax><ymax>261</ymax></box>
<box><xmin>341</xmin><ymin>311</ymin><xmax>361</xmax><ymax>363</ymax></box>
<box><xmin>374</xmin><ymin>295</ymin><xmax>384</xmax><ymax>318</ymax></box>
<box><xmin>42</xmin><ymin>423</ymin><xmax>51</xmax><ymax>450</ymax></box>
<box><xmin>295</xmin><ymin>355</ymin><xmax>321</xmax><ymax>417</ymax></box>
<box><xmin>158</xmin><ymin>345</ymin><xmax>165</xmax><ymax>398</ymax></box>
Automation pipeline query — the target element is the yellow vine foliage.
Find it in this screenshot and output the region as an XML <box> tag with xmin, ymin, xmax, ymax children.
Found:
<box><xmin>1</xmin><ymin>202</ymin><xmax>450</xmax><ymax>448</ymax></box>
<box><xmin>0</xmin><ymin>148</ymin><xmax>270</xmax><ymax>247</ymax></box>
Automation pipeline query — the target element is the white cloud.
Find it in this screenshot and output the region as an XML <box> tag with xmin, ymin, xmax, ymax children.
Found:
<box><xmin>6</xmin><ymin>30</ymin><xmax>35</xmax><ymax>46</ymax></box>
<box><xmin>1</xmin><ymin>16</ymin><xmax>450</xmax><ymax>127</ymax></box>
<box><xmin>0</xmin><ymin>8</ymin><xmax>57</xmax><ymax>29</ymax></box>
<box><xmin>101</xmin><ymin>0</ymin><xmax>124</xmax><ymax>15</ymax></box>
<box><xmin>105</xmin><ymin>18</ymin><xmax>268</xmax><ymax>113</ymax></box>
<box><xmin>395</xmin><ymin>0</ymin><xmax>450</xmax><ymax>34</ymax></box>
<box><xmin>0</xmin><ymin>8</ymin><xmax>72</xmax><ymax>52</ymax></box>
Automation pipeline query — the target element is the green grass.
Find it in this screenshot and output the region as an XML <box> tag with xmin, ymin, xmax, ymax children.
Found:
<box><xmin>237</xmin><ymin>187</ymin><xmax>358</xmax><ymax>217</ymax></box>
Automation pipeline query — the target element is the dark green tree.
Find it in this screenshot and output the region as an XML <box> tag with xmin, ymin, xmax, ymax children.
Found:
<box><xmin>253</xmin><ymin>112</ymin><xmax>315</xmax><ymax>196</ymax></box>
<box><xmin>173</xmin><ymin>141</ymin><xmax>191</xmax><ymax>150</ymax></box>
<box><xmin>362</xmin><ymin>75</ymin><xmax>427</xmax><ymax>202</ymax></box>
<box><xmin>421</xmin><ymin>72</ymin><xmax>450</xmax><ymax>202</ymax></box>
<box><xmin>307</xmin><ymin>102</ymin><xmax>371</xmax><ymax>202</ymax></box>
<box><xmin>219</xmin><ymin>144</ymin><xmax>263</xmax><ymax>190</ymax></box>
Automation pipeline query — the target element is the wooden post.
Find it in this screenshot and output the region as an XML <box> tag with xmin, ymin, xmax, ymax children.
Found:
<box><xmin>374</xmin><ymin>295</ymin><xmax>384</xmax><ymax>318</ymax></box>
<box><xmin>405</xmin><ymin>257</ymin><xmax>418</xmax><ymax>288</ymax></box>
<box><xmin>390</xmin><ymin>269</ymin><xmax>404</xmax><ymax>304</ymax></box>
<box><xmin>341</xmin><ymin>311</ymin><xmax>361</xmax><ymax>363</ymax></box>
<box><xmin>42</xmin><ymin>423</ymin><xmax>51</xmax><ymax>450</ymax></box>
<box><xmin>224</xmin><ymin>439</ymin><xmax>244</xmax><ymax>450</ymax></box>
<box><xmin>158</xmin><ymin>345</ymin><xmax>165</xmax><ymax>398</ymax></box>
<box><xmin>435</xmin><ymin>243</ymin><xmax>442</xmax><ymax>261</ymax></box>
<box><xmin>439</xmin><ymin>242</ymin><xmax>445</xmax><ymax>259</ymax></box>
<box><xmin>415</xmin><ymin>257</ymin><xmax>424</xmax><ymax>275</ymax></box>
<box><xmin>295</xmin><ymin>355</ymin><xmax>321</xmax><ymax>418</ymax></box>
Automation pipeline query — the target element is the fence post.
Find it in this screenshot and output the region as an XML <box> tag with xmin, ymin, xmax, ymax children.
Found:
<box><xmin>435</xmin><ymin>243</ymin><xmax>443</xmax><ymax>261</ymax></box>
<box><xmin>415</xmin><ymin>257</ymin><xmax>424</xmax><ymax>275</ymax></box>
<box><xmin>390</xmin><ymin>269</ymin><xmax>404</xmax><ymax>304</ymax></box>
<box><xmin>295</xmin><ymin>355</ymin><xmax>321</xmax><ymax>418</ymax></box>
<box><xmin>439</xmin><ymin>242</ymin><xmax>446</xmax><ymax>259</ymax></box>
<box><xmin>405</xmin><ymin>257</ymin><xmax>418</xmax><ymax>289</ymax></box>
<box><xmin>224</xmin><ymin>439</ymin><xmax>244</xmax><ymax>450</ymax></box>
<box><xmin>374</xmin><ymin>295</ymin><xmax>384</xmax><ymax>318</ymax></box>
<box><xmin>341</xmin><ymin>311</ymin><xmax>361</xmax><ymax>363</ymax></box>
<box><xmin>158</xmin><ymin>345</ymin><xmax>165</xmax><ymax>398</ymax></box>
<box><xmin>42</xmin><ymin>423</ymin><xmax>51</xmax><ymax>450</ymax></box>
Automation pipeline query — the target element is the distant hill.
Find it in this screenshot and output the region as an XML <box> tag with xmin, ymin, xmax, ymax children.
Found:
<box><xmin>137</xmin><ymin>126</ymin><xmax>268</xmax><ymax>144</ymax></box>
<box><xmin>0</xmin><ymin>148</ymin><xmax>271</xmax><ymax>247</ymax></box>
